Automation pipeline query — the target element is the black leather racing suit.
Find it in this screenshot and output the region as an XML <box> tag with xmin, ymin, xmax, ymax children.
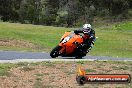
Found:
<box><xmin>74</xmin><ymin>29</ymin><xmax>95</xmax><ymax>55</ymax></box>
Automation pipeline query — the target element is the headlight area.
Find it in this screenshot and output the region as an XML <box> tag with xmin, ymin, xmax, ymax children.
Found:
<box><xmin>62</xmin><ymin>36</ymin><xmax>70</xmax><ymax>43</ymax></box>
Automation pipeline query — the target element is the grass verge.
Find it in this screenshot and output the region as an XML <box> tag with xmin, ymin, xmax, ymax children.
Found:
<box><xmin>0</xmin><ymin>22</ymin><xmax>132</xmax><ymax>58</ymax></box>
<box><xmin>0</xmin><ymin>61</ymin><xmax>131</xmax><ymax>88</ymax></box>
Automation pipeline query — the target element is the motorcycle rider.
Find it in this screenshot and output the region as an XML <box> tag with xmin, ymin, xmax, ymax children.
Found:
<box><xmin>74</xmin><ymin>24</ymin><xmax>96</xmax><ymax>55</ymax></box>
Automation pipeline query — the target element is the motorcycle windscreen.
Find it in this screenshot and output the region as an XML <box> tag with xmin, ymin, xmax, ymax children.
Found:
<box><xmin>60</xmin><ymin>32</ymin><xmax>71</xmax><ymax>41</ymax></box>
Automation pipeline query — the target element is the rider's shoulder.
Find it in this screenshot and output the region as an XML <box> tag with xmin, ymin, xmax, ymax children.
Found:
<box><xmin>91</xmin><ymin>29</ymin><xmax>95</xmax><ymax>32</ymax></box>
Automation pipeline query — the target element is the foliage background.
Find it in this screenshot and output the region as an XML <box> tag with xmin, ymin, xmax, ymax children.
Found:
<box><xmin>0</xmin><ymin>0</ymin><xmax>132</xmax><ymax>27</ymax></box>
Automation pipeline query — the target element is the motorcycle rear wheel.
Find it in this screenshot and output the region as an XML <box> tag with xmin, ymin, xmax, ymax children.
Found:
<box><xmin>75</xmin><ymin>56</ymin><xmax>83</xmax><ymax>59</ymax></box>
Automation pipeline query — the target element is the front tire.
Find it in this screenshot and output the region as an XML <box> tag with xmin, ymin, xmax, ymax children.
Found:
<box><xmin>50</xmin><ymin>45</ymin><xmax>61</xmax><ymax>58</ymax></box>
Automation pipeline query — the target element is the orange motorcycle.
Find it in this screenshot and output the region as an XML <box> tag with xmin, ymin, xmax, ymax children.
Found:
<box><xmin>50</xmin><ymin>31</ymin><xmax>91</xmax><ymax>58</ymax></box>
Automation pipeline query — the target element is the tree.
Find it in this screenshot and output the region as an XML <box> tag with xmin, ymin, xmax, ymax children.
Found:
<box><xmin>39</xmin><ymin>0</ymin><xmax>59</xmax><ymax>25</ymax></box>
<box><xmin>0</xmin><ymin>0</ymin><xmax>131</xmax><ymax>26</ymax></box>
<box><xmin>19</xmin><ymin>0</ymin><xmax>41</xmax><ymax>24</ymax></box>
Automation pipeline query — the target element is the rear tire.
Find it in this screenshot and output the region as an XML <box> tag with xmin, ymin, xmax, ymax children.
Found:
<box><xmin>75</xmin><ymin>56</ymin><xmax>82</xmax><ymax>59</ymax></box>
<box><xmin>50</xmin><ymin>45</ymin><xmax>61</xmax><ymax>58</ymax></box>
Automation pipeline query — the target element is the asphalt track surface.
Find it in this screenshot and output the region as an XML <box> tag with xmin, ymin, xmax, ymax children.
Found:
<box><xmin>0</xmin><ymin>50</ymin><xmax>132</xmax><ymax>63</ymax></box>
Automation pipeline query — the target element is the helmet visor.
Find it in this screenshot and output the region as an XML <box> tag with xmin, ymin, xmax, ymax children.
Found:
<box><xmin>83</xmin><ymin>29</ymin><xmax>90</xmax><ymax>34</ymax></box>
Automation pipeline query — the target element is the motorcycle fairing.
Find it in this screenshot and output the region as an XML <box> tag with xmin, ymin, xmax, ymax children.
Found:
<box><xmin>59</xmin><ymin>31</ymin><xmax>83</xmax><ymax>55</ymax></box>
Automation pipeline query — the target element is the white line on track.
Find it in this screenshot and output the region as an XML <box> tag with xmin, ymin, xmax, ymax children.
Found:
<box><xmin>0</xmin><ymin>59</ymin><xmax>132</xmax><ymax>63</ymax></box>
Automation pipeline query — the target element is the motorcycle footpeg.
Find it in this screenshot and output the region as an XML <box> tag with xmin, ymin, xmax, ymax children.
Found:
<box><xmin>86</xmin><ymin>50</ymin><xmax>88</xmax><ymax>53</ymax></box>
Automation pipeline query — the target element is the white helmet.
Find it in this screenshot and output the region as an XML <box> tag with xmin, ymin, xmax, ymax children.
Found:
<box><xmin>83</xmin><ymin>24</ymin><xmax>92</xmax><ymax>29</ymax></box>
<box><xmin>83</xmin><ymin>24</ymin><xmax>91</xmax><ymax>34</ymax></box>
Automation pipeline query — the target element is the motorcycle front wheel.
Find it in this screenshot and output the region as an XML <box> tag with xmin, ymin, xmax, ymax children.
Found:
<box><xmin>50</xmin><ymin>45</ymin><xmax>61</xmax><ymax>58</ymax></box>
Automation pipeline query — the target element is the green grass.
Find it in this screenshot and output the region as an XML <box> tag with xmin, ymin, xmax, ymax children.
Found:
<box><xmin>0</xmin><ymin>61</ymin><xmax>131</xmax><ymax>88</ymax></box>
<box><xmin>111</xmin><ymin>66</ymin><xmax>129</xmax><ymax>70</ymax></box>
<box><xmin>85</xmin><ymin>69</ymin><xmax>96</xmax><ymax>73</ymax></box>
<box><xmin>0</xmin><ymin>22</ymin><xmax>72</xmax><ymax>51</ymax></box>
<box><xmin>33</xmin><ymin>80</ymin><xmax>44</xmax><ymax>88</ymax></box>
<box><xmin>19</xmin><ymin>66</ymin><xmax>35</xmax><ymax>71</ymax></box>
<box><xmin>41</xmin><ymin>61</ymin><xmax>55</xmax><ymax>67</ymax></box>
<box><xmin>35</xmin><ymin>73</ymin><xmax>44</xmax><ymax>77</ymax></box>
<box><xmin>114</xmin><ymin>21</ymin><xmax>132</xmax><ymax>30</ymax></box>
<box><xmin>0</xmin><ymin>22</ymin><xmax>132</xmax><ymax>58</ymax></box>
<box><xmin>89</xmin><ymin>30</ymin><xmax>132</xmax><ymax>58</ymax></box>
<box><xmin>0</xmin><ymin>63</ymin><xmax>15</xmax><ymax>76</ymax></box>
